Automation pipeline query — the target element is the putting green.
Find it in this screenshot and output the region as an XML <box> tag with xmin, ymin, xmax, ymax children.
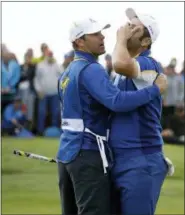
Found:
<box><xmin>1</xmin><ymin>138</ymin><xmax>184</xmax><ymax>214</ymax></box>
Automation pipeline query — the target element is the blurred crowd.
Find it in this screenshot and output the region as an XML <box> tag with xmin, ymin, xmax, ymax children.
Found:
<box><xmin>161</xmin><ymin>58</ymin><xmax>184</xmax><ymax>144</ymax></box>
<box><xmin>1</xmin><ymin>43</ymin><xmax>184</xmax><ymax>143</ymax></box>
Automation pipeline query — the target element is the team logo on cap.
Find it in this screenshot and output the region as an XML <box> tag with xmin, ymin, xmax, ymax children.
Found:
<box><xmin>73</xmin><ymin>22</ymin><xmax>78</xmax><ymax>27</ymax></box>
<box><xmin>148</xmin><ymin>25</ymin><xmax>153</xmax><ymax>35</ymax></box>
<box><xmin>89</xmin><ymin>18</ymin><xmax>96</xmax><ymax>23</ymax></box>
<box><xmin>76</xmin><ymin>31</ymin><xmax>84</xmax><ymax>37</ymax></box>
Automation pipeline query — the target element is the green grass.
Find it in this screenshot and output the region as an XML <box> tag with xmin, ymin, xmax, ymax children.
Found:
<box><xmin>1</xmin><ymin>138</ymin><xmax>184</xmax><ymax>214</ymax></box>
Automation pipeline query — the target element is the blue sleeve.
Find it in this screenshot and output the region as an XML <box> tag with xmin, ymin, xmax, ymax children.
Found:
<box><xmin>136</xmin><ymin>56</ymin><xmax>163</xmax><ymax>74</ymax></box>
<box><xmin>9</xmin><ymin>61</ymin><xmax>21</xmax><ymax>88</ymax></box>
<box><xmin>3</xmin><ymin>105</ymin><xmax>14</xmax><ymax>122</ymax></box>
<box><xmin>80</xmin><ymin>63</ymin><xmax>160</xmax><ymax>112</ymax></box>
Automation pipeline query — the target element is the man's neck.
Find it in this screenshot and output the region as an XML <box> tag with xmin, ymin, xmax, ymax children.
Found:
<box><xmin>129</xmin><ymin>50</ymin><xmax>138</xmax><ymax>58</ymax></box>
<box><xmin>129</xmin><ymin>47</ymin><xmax>148</xmax><ymax>58</ymax></box>
<box><xmin>77</xmin><ymin>49</ymin><xmax>99</xmax><ymax>60</ymax></box>
<box><xmin>63</xmin><ymin>62</ymin><xmax>69</xmax><ymax>69</ymax></box>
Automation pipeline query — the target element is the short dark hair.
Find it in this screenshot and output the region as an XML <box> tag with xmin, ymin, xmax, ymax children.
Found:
<box><xmin>139</xmin><ymin>27</ymin><xmax>152</xmax><ymax>50</ymax></box>
<box><xmin>72</xmin><ymin>35</ymin><xmax>86</xmax><ymax>50</ymax></box>
<box><xmin>41</xmin><ymin>43</ymin><xmax>48</xmax><ymax>51</ymax></box>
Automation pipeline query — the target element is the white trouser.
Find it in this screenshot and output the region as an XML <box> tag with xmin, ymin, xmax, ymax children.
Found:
<box><xmin>85</xmin><ymin>128</ymin><xmax>108</xmax><ymax>174</ymax></box>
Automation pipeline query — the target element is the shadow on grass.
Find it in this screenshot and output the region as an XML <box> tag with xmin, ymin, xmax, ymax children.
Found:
<box><xmin>1</xmin><ymin>168</ymin><xmax>24</xmax><ymax>175</ymax></box>
<box><xmin>167</xmin><ymin>174</ymin><xmax>184</xmax><ymax>180</ymax></box>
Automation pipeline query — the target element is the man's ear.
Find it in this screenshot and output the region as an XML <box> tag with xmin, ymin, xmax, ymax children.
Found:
<box><xmin>141</xmin><ymin>37</ymin><xmax>151</xmax><ymax>47</ymax></box>
<box><xmin>75</xmin><ymin>38</ymin><xmax>85</xmax><ymax>48</ymax></box>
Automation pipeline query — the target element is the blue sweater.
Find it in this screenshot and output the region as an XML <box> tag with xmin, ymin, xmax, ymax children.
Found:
<box><xmin>2</xmin><ymin>104</ymin><xmax>26</xmax><ymax>128</ymax></box>
<box><xmin>1</xmin><ymin>60</ymin><xmax>21</xmax><ymax>94</ymax></box>
<box><xmin>57</xmin><ymin>51</ymin><xmax>161</xmax><ymax>163</ymax></box>
<box><xmin>109</xmin><ymin>50</ymin><xmax>163</xmax><ymax>152</ymax></box>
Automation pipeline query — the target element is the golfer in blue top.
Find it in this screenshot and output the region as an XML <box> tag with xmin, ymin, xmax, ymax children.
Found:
<box><xmin>110</xmin><ymin>8</ymin><xmax>174</xmax><ymax>215</ymax></box>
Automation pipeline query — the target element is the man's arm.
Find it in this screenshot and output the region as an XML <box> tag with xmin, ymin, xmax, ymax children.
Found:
<box><xmin>174</xmin><ymin>75</ymin><xmax>184</xmax><ymax>105</ymax></box>
<box><xmin>4</xmin><ymin>105</ymin><xmax>14</xmax><ymax>122</ymax></box>
<box><xmin>80</xmin><ymin>63</ymin><xmax>164</xmax><ymax>112</ymax></box>
<box><xmin>33</xmin><ymin>64</ymin><xmax>44</xmax><ymax>98</ymax></box>
<box><xmin>113</xmin><ymin>23</ymin><xmax>163</xmax><ymax>89</ymax></box>
<box><xmin>34</xmin><ymin>65</ymin><xmax>41</xmax><ymax>92</ymax></box>
<box><xmin>131</xmin><ymin>56</ymin><xmax>163</xmax><ymax>91</ymax></box>
<box><xmin>112</xmin><ymin>24</ymin><xmax>141</xmax><ymax>78</ymax></box>
<box><xmin>55</xmin><ymin>63</ymin><xmax>62</xmax><ymax>77</ymax></box>
<box><xmin>9</xmin><ymin>61</ymin><xmax>21</xmax><ymax>88</ymax></box>
<box><xmin>112</xmin><ymin>40</ymin><xmax>140</xmax><ymax>78</ymax></box>
<box><xmin>3</xmin><ymin>105</ymin><xmax>20</xmax><ymax>126</ymax></box>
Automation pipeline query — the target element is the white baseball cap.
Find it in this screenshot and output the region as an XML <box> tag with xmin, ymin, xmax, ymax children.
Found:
<box><xmin>69</xmin><ymin>18</ymin><xmax>111</xmax><ymax>42</ymax></box>
<box><xmin>126</xmin><ymin>8</ymin><xmax>160</xmax><ymax>43</ymax></box>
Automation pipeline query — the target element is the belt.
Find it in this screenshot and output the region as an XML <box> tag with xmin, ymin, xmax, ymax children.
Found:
<box><xmin>85</xmin><ymin>128</ymin><xmax>108</xmax><ymax>174</ymax></box>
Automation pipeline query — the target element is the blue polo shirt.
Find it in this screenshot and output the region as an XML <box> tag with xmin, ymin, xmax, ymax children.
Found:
<box><xmin>109</xmin><ymin>50</ymin><xmax>163</xmax><ymax>152</ymax></box>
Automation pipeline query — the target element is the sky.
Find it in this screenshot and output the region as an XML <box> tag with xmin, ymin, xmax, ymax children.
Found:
<box><xmin>2</xmin><ymin>1</ymin><xmax>184</xmax><ymax>72</ymax></box>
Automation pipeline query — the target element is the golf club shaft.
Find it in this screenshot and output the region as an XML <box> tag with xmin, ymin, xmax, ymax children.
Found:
<box><xmin>13</xmin><ymin>149</ymin><xmax>57</xmax><ymax>163</ymax></box>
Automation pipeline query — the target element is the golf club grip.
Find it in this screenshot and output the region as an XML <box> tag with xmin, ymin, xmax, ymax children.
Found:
<box><xmin>13</xmin><ymin>150</ymin><xmax>57</xmax><ymax>163</ymax></box>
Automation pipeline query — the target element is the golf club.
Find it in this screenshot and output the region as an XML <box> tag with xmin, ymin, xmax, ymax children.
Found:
<box><xmin>13</xmin><ymin>149</ymin><xmax>57</xmax><ymax>163</ymax></box>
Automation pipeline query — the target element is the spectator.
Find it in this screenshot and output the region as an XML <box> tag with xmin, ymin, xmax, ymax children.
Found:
<box><xmin>162</xmin><ymin>105</ymin><xmax>185</xmax><ymax>144</ymax></box>
<box><xmin>1</xmin><ymin>51</ymin><xmax>21</xmax><ymax>113</ymax></box>
<box><xmin>31</xmin><ymin>43</ymin><xmax>49</xmax><ymax>64</ymax></box>
<box><xmin>162</xmin><ymin>58</ymin><xmax>180</xmax><ymax>127</ymax></box>
<box><xmin>180</xmin><ymin>60</ymin><xmax>185</xmax><ymax>80</ymax></box>
<box><xmin>164</xmin><ymin>58</ymin><xmax>177</xmax><ymax>75</ymax></box>
<box><xmin>1</xmin><ymin>43</ymin><xmax>9</xmax><ymax>53</ymax></box>
<box><xmin>34</xmin><ymin>50</ymin><xmax>61</xmax><ymax>135</ymax></box>
<box><xmin>60</xmin><ymin>50</ymin><xmax>74</xmax><ymax>73</ymax></box>
<box><xmin>175</xmin><ymin>61</ymin><xmax>184</xmax><ymax>107</ymax></box>
<box><xmin>18</xmin><ymin>52</ymin><xmax>36</xmax><ymax>125</ymax></box>
<box><xmin>26</xmin><ymin>48</ymin><xmax>34</xmax><ymax>59</ymax></box>
<box><xmin>2</xmin><ymin>96</ymin><xmax>28</xmax><ymax>136</ymax></box>
<box><xmin>105</xmin><ymin>54</ymin><xmax>116</xmax><ymax>81</ymax></box>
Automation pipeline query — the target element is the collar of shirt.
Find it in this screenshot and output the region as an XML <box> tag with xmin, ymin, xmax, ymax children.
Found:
<box><xmin>74</xmin><ymin>50</ymin><xmax>98</xmax><ymax>63</ymax></box>
<box><xmin>139</xmin><ymin>49</ymin><xmax>151</xmax><ymax>57</ymax></box>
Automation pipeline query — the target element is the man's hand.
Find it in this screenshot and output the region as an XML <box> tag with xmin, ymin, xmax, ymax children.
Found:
<box><xmin>154</xmin><ymin>74</ymin><xmax>168</xmax><ymax>94</ymax></box>
<box><xmin>117</xmin><ymin>23</ymin><xmax>141</xmax><ymax>43</ymax></box>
